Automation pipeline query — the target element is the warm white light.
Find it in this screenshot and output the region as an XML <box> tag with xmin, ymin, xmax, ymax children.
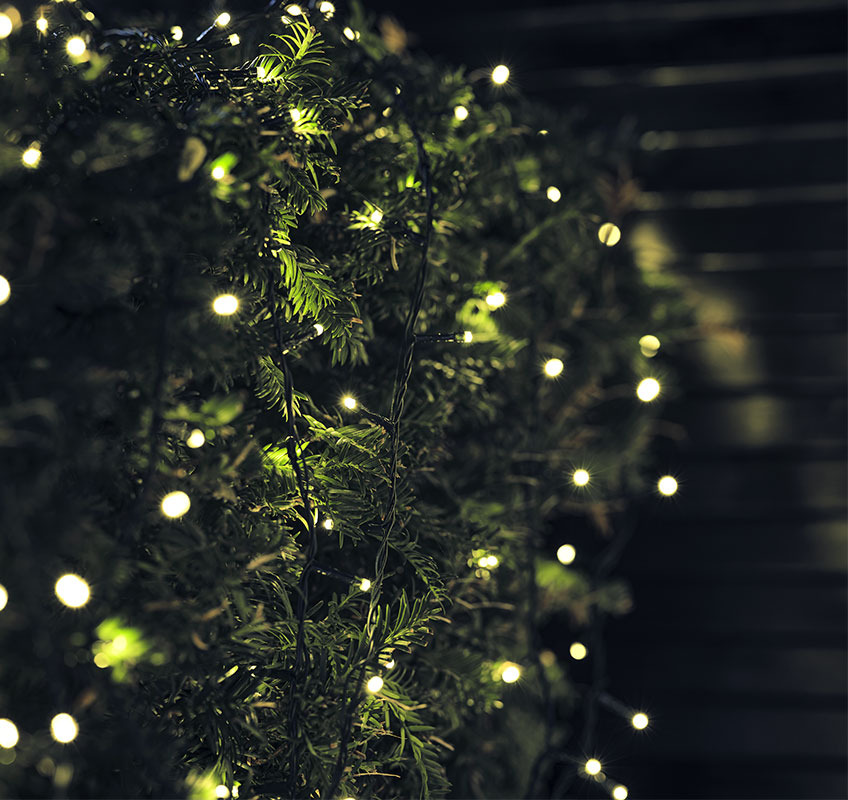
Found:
<box><xmin>50</xmin><ymin>713</ymin><xmax>78</xmax><ymax>744</ymax></box>
<box><xmin>0</xmin><ymin>275</ymin><xmax>10</xmax><ymax>305</ymax></box>
<box><xmin>657</xmin><ymin>475</ymin><xmax>678</xmax><ymax>496</ymax></box>
<box><xmin>289</xmin><ymin>108</ymin><xmax>302</xmax><ymax>123</ymax></box>
<box><xmin>546</xmin><ymin>186</ymin><xmax>561</xmax><ymax>203</ymax></box>
<box><xmin>66</xmin><ymin>36</ymin><xmax>87</xmax><ymax>57</ymax></box>
<box><xmin>454</xmin><ymin>105</ymin><xmax>469</xmax><ymax>121</ymax></box>
<box><xmin>186</xmin><ymin>429</ymin><xmax>205</xmax><ymax>449</ymax></box>
<box><xmin>213</xmin><ymin>294</ymin><xmax>239</xmax><ymax>315</ymax></box>
<box><xmin>463</xmin><ymin>330</ymin><xmax>473</xmax><ymax>343</ymax></box>
<box><xmin>342</xmin><ymin>26</ymin><xmax>357</xmax><ymax>41</ymax></box>
<box><xmin>318</xmin><ymin>1</ymin><xmax>335</xmax><ymax>17</ymax></box>
<box><xmin>161</xmin><ymin>491</ymin><xmax>191</xmax><ymax>518</ymax></box>
<box><xmin>486</xmin><ymin>555</ymin><xmax>499</xmax><ymax>568</ymax></box>
<box><xmin>369</xmin><ymin>209</ymin><xmax>383</xmax><ymax>224</ymax></box>
<box><xmin>569</xmin><ymin>642</ymin><xmax>587</xmax><ymax>660</ymax></box>
<box><xmin>491</xmin><ymin>64</ymin><xmax>510</xmax><ymax>85</ymax></box>
<box><xmin>0</xmin><ymin>13</ymin><xmax>13</xmax><ymax>38</ymax></box>
<box><xmin>485</xmin><ymin>291</ymin><xmax>506</xmax><ymax>309</ymax></box>
<box><xmin>256</xmin><ymin>64</ymin><xmax>267</xmax><ymax>80</ymax></box>
<box><xmin>501</xmin><ymin>663</ymin><xmax>521</xmax><ymax>683</ymax></box>
<box><xmin>631</xmin><ymin>712</ymin><xmax>649</xmax><ymax>730</ymax></box>
<box><xmin>359</xmin><ymin>578</ymin><xmax>372</xmax><ymax>592</ymax></box>
<box><xmin>613</xmin><ymin>786</ymin><xmax>628</xmax><ymax>800</ymax></box>
<box><xmin>0</xmin><ymin>719</ymin><xmax>19</xmax><ymax>748</ymax></box>
<box><xmin>313</xmin><ymin>323</ymin><xmax>324</xmax><ymax>335</ymax></box>
<box><xmin>211</xmin><ymin>165</ymin><xmax>226</xmax><ymax>181</ymax></box>
<box><xmin>285</xmin><ymin>3</ymin><xmax>302</xmax><ymax>14</ymax></box>
<box><xmin>21</xmin><ymin>146</ymin><xmax>41</xmax><ymax>168</ymax></box>
<box><xmin>636</xmin><ymin>377</ymin><xmax>660</xmax><ymax>402</ymax></box>
<box><xmin>36</xmin><ymin>16</ymin><xmax>48</xmax><ymax>33</ymax></box>
<box><xmin>385</xmin><ymin>658</ymin><xmax>396</xmax><ymax>670</ymax></box>
<box><xmin>228</xmin><ymin>33</ymin><xmax>240</xmax><ymax>45</ymax></box>
<box><xmin>598</xmin><ymin>222</ymin><xmax>621</xmax><ymax>246</ymax></box>
<box><xmin>366</xmin><ymin>675</ymin><xmax>383</xmax><ymax>693</ymax></box>
<box><xmin>215</xmin><ymin>786</ymin><xmax>230</xmax><ymax>799</ymax></box>
<box><xmin>322</xmin><ymin>518</ymin><xmax>334</xmax><ymax>530</ymax></box>
<box><xmin>639</xmin><ymin>334</ymin><xmax>661</xmax><ymax>357</ymax></box>
<box><xmin>572</xmin><ymin>469</ymin><xmax>590</xmax><ymax>486</ymax></box>
<box><xmin>55</xmin><ymin>574</ymin><xmax>90</xmax><ymax>608</ymax></box>
<box><xmin>170</xmin><ymin>25</ymin><xmax>183</xmax><ymax>40</ymax></box>
<box><xmin>0</xmin><ymin>584</ymin><xmax>7</xmax><ymax>611</ymax></box>
<box><xmin>341</xmin><ymin>395</ymin><xmax>357</xmax><ymax>410</ymax></box>
<box><xmin>215</xmin><ymin>12</ymin><xmax>231</xmax><ymax>26</ymax></box>
<box><xmin>556</xmin><ymin>544</ymin><xmax>576</xmax><ymax>565</ymax></box>
<box><xmin>584</xmin><ymin>758</ymin><xmax>602</xmax><ymax>776</ymax></box>
<box><xmin>543</xmin><ymin>358</ymin><xmax>564</xmax><ymax>377</ymax></box>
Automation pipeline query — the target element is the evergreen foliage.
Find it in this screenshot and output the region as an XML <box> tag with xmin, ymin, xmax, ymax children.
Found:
<box><xmin>0</xmin><ymin>2</ymin><xmax>692</xmax><ymax>798</ymax></box>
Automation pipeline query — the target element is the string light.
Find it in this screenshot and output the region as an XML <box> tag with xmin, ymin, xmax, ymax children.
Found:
<box><xmin>0</xmin><ymin>12</ymin><xmax>12</xmax><ymax>39</ymax></box>
<box><xmin>501</xmin><ymin>663</ymin><xmax>521</xmax><ymax>683</ymax></box>
<box><xmin>55</xmin><ymin>574</ymin><xmax>90</xmax><ymax>608</ymax></box>
<box><xmin>385</xmin><ymin>658</ymin><xmax>396</xmax><ymax>670</ymax></box>
<box><xmin>631</xmin><ymin>711</ymin><xmax>649</xmax><ymax>730</ymax></box>
<box><xmin>228</xmin><ymin>33</ymin><xmax>240</xmax><ymax>45</ymax></box>
<box><xmin>50</xmin><ymin>713</ymin><xmax>78</xmax><ymax>744</ymax></box>
<box><xmin>186</xmin><ymin>429</ymin><xmax>205</xmax><ymax>448</ymax></box>
<box><xmin>657</xmin><ymin>475</ymin><xmax>678</xmax><ymax>496</ymax></box>
<box><xmin>318</xmin><ymin>1</ymin><xmax>335</xmax><ymax>18</ymax></box>
<box><xmin>454</xmin><ymin>105</ymin><xmax>469</xmax><ymax>121</ymax></box>
<box><xmin>314</xmin><ymin>323</ymin><xmax>324</xmax><ymax>335</ymax></box>
<box><xmin>543</xmin><ymin>358</ymin><xmax>564</xmax><ymax>377</ymax></box>
<box><xmin>322</xmin><ymin>518</ymin><xmax>334</xmax><ymax>530</ymax></box>
<box><xmin>0</xmin><ymin>584</ymin><xmax>6</xmax><ymax>611</ymax></box>
<box><xmin>0</xmin><ymin>275</ymin><xmax>10</xmax><ymax>305</ymax></box>
<box><xmin>463</xmin><ymin>330</ymin><xmax>473</xmax><ymax>343</ymax></box>
<box><xmin>491</xmin><ymin>64</ymin><xmax>510</xmax><ymax>85</ymax></box>
<box><xmin>612</xmin><ymin>785</ymin><xmax>628</xmax><ymax>800</ymax></box>
<box><xmin>214</xmin><ymin>12</ymin><xmax>231</xmax><ymax>27</ymax></box>
<box><xmin>66</xmin><ymin>36</ymin><xmax>87</xmax><ymax>57</ymax></box>
<box><xmin>569</xmin><ymin>641</ymin><xmax>587</xmax><ymax>660</ymax></box>
<box><xmin>546</xmin><ymin>186</ymin><xmax>561</xmax><ymax>202</ymax></box>
<box><xmin>598</xmin><ymin>222</ymin><xmax>621</xmax><ymax>247</ymax></box>
<box><xmin>342</xmin><ymin>26</ymin><xmax>357</xmax><ymax>41</ymax></box>
<box><xmin>0</xmin><ymin>719</ymin><xmax>18</xmax><ymax>749</ymax></box>
<box><xmin>556</xmin><ymin>544</ymin><xmax>576</xmax><ymax>565</ymax></box>
<box><xmin>289</xmin><ymin>108</ymin><xmax>302</xmax><ymax>123</ymax></box>
<box><xmin>211</xmin><ymin>165</ymin><xmax>226</xmax><ymax>181</ymax></box>
<box><xmin>572</xmin><ymin>468</ymin><xmax>590</xmax><ymax>486</ymax></box>
<box><xmin>161</xmin><ymin>491</ymin><xmax>191</xmax><ymax>518</ymax></box>
<box><xmin>485</xmin><ymin>290</ymin><xmax>506</xmax><ymax>309</ymax></box>
<box><xmin>36</xmin><ymin>15</ymin><xmax>48</xmax><ymax>33</ymax></box>
<box><xmin>22</xmin><ymin>145</ymin><xmax>41</xmax><ymax>168</ymax></box>
<box><xmin>639</xmin><ymin>334</ymin><xmax>661</xmax><ymax>357</ymax></box>
<box><xmin>170</xmin><ymin>25</ymin><xmax>183</xmax><ymax>41</ymax></box>
<box><xmin>341</xmin><ymin>395</ymin><xmax>357</xmax><ymax>410</ymax></box>
<box><xmin>366</xmin><ymin>675</ymin><xmax>383</xmax><ymax>693</ymax></box>
<box><xmin>285</xmin><ymin>4</ymin><xmax>302</xmax><ymax>15</ymax></box>
<box><xmin>369</xmin><ymin>208</ymin><xmax>383</xmax><ymax>224</ymax></box>
<box><xmin>215</xmin><ymin>786</ymin><xmax>230</xmax><ymax>799</ymax></box>
<box><xmin>359</xmin><ymin>578</ymin><xmax>372</xmax><ymax>591</ymax></box>
<box><xmin>584</xmin><ymin>758</ymin><xmax>602</xmax><ymax>776</ymax></box>
<box><xmin>212</xmin><ymin>294</ymin><xmax>239</xmax><ymax>315</ymax></box>
<box><xmin>636</xmin><ymin>377</ymin><xmax>660</xmax><ymax>402</ymax></box>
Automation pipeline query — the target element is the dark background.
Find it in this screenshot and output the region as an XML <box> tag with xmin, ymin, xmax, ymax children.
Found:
<box><xmin>353</xmin><ymin>0</ymin><xmax>847</xmax><ymax>797</ymax></box>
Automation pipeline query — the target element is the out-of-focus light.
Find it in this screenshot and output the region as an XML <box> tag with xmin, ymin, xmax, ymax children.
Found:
<box><xmin>369</xmin><ymin>209</ymin><xmax>383</xmax><ymax>224</ymax></box>
<box><xmin>359</xmin><ymin>578</ymin><xmax>371</xmax><ymax>592</ymax></box>
<box><xmin>170</xmin><ymin>25</ymin><xmax>183</xmax><ymax>40</ymax></box>
<box><xmin>66</xmin><ymin>36</ymin><xmax>86</xmax><ymax>57</ymax></box>
<box><xmin>0</xmin><ymin>13</ymin><xmax>14</xmax><ymax>38</ymax></box>
<box><xmin>463</xmin><ymin>330</ymin><xmax>473</xmax><ymax>343</ymax></box>
<box><xmin>491</xmin><ymin>64</ymin><xmax>510</xmax><ymax>85</ymax></box>
<box><xmin>290</xmin><ymin>108</ymin><xmax>302</xmax><ymax>123</ymax></box>
<box><xmin>366</xmin><ymin>675</ymin><xmax>383</xmax><ymax>693</ymax></box>
<box><xmin>36</xmin><ymin>16</ymin><xmax>49</xmax><ymax>33</ymax></box>
<box><xmin>186</xmin><ymin>429</ymin><xmax>205</xmax><ymax>449</ymax></box>
<box><xmin>341</xmin><ymin>395</ymin><xmax>357</xmax><ymax>410</ymax></box>
<box><xmin>0</xmin><ymin>584</ymin><xmax>7</xmax><ymax>611</ymax></box>
<box><xmin>501</xmin><ymin>663</ymin><xmax>521</xmax><ymax>683</ymax></box>
<box><xmin>572</xmin><ymin>469</ymin><xmax>590</xmax><ymax>486</ymax></box>
<box><xmin>228</xmin><ymin>33</ymin><xmax>240</xmax><ymax>45</ymax></box>
<box><xmin>544</xmin><ymin>358</ymin><xmax>564</xmax><ymax>377</ymax></box>
<box><xmin>485</xmin><ymin>291</ymin><xmax>506</xmax><ymax>309</ymax></box>
<box><xmin>569</xmin><ymin>642</ymin><xmax>587</xmax><ymax>660</ymax></box>
<box><xmin>598</xmin><ymin>222</ymin><xmax>621</xmax><ymax>247</ymax></box>
<box><xmin>584</xmin><ymin>758</ymin><xmax>602</xmax><ymax>776</ymax></box>
<box><xmin>161</xmin><ymin>491</ymin><xmax>191</xmax><ymax>519</ymax></box>
<box><xmin>50</xmin><ymin>714</ymin><xmax>78</xmax><ymax>744</ymax></box>
<box><xmin>313</xmin><ymin>323</ymin><xmax>324</xmax><ymax>335</ymax></box>
<box><xmin>556</xmin><ymin>544</ymin><xmax>576</xmax><ymax>565</ymax></box>
<box><xmin>546</xmin><ymin>186</ymin><xmax>561</xmax><ymax>202</ymax></box>
<box><xmin>0</xmin><ymin>719</ymin><xmax>19</xmax><ymax>748</ymax></box>
<box><xmin>213</xmin><ymin>294</ymin><xmax>239</xmax><ymax>315</ymax></box>
<box><xmin>211</xmin><ymin>165</ymin><xmax>226</xmax><ymax>181</ymax></box>
<box><xmin>639</xmin><ymin>334</ymin><xmax>661</xmax><ymax>357</ymax></box>
<box><xmin>0</xmin><ymin>275</ymin><xmax>10</xmax><ymax>305</ymax></box>
<box><xmin>454</xmin><ymin>105</ymin><xmax>469</xmax><ymax>121</ymax></box>
<box><xmin>631</xmin><ymin>712</ymin><xmax>649</xmax><ymax>730</ymax></box>
<box><xmin>22</xmin><ymin>146</ymin><xmax>41</xmax><ymax>168</ymax></box>
<box><xmin>322</xmin><ymin>518</ymin><xmax>334</xmax><ymax>530</ymax></box>
<box><xmin>613</xmin><ymin>785</ymin><xmax>628</xmax><ymax>800</ymax></box>
<box><xmin>636</xmin><ymin>377</ymin><xmax>660</xmax><ymax>402</ymax></box>
<box><xmin>55</xmin><ymin>574</ymin><xmax>90</xmax><ymax>608</ymax></box>
<box><xmin>215</xmin><ymin>786</ymin><xmax>230</xmax><ymax>799</ymax></box>
<box><xmin>215</xmin><ymin>12</ymin><xmax>231</xmax><ymax>27</ymax></box>
<box><xmin>385</xmin><ymin>658</ymin><xmax>396</xmax><ymax>670</ymax></box>
<box><xmin>318</xmin><ymin>1</ymin><xmax>335</xmax><ymax>18</ymax></box>
<box><xmin>658</xmin><ymin>475</ymin><xmax>678</xmax><ymax>496</ymax></box>
<box><xmin>285</xmin><ymin>4</ymin><xmax>302</xmax><ymax>15</ymax></box>
<box><xmin>342</xmin><ymin>26</ymin><xmax>357</xmax><ymax>41</ymax></box>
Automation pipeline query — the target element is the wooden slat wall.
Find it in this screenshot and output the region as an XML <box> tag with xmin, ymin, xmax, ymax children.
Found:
<box><xmin>373</xmin><ymin>1</ymin><xmax>847</xmax><ymax>797</ymax></box>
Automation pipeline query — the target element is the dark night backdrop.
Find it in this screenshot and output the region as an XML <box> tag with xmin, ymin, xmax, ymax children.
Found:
<box><xmin>84</xmin><ymin>0</ymin><xmax>848</xmax><ymax>796</ymax></box>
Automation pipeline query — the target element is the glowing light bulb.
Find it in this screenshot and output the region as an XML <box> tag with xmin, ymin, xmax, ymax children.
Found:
<box><xmin>186</xmin><ymin>429</ymin><xmax>205</xmax><ymax>449</ymax></box>
<box><xmin>215</xmin><ymin>12</ymin><xmax>231</xmax><ymax>27</ymax></box>
<box><xmin>213</xmin><ymin>294</ymin><xmax>239</xmax><ymax>315</ymax></box>
<box><xmin>256</xmin><ymin>64</ymin><xmax>267</xmax><ymax>80</ymax></box>
<box><xmin>0</xmin><ymin>275</ymin><xmax>10</xmax><ymax>305</ymax></box>
<box><xmin>211</xmin><ymin>165</ymin><xmax>226</xmax><ymax>181</ymax></box>
<box><xmin>657</xmin><ymin>475</ymin><xmax>678</xmax><ymax>496</ymax></box>
<box><xmin>639</xmin><ymin>334</ymin><xmax>661</xmax><ymax>357</ymax></box>
<box><xmin>228</xmin><ymin>33</ymin><xmax>240</xmax><ymax>45</ymax></box>
<box><xmin>544</xmin><ymin>358</ymin><xmax>564</xmax><ymax>377</ymax></box>
<box><xmin>491</xmin><ymin>64</ymin><xmax>510</xmax><ymax>85</ymax></box>
<box><xmin>613</xmin><ymin>786</ymin><xmax>628</xmax><ymax>800</ymax></box>
<box><xmin>322</xmin><ymin>518</ymin><xmax>334</xmax><ymax>530</ymax></box>
<box><xmin>636</xmin><ymin>377</ymin><xmax>660</xmax><ymax>402</ymax></box>
<box><xmin>366</xmin><ymin>675</ymin><xmax>383</xmax><ymax>693</ymax></box>
<box><xmin>50</xmin><ymin>713</ymin><xmax>78</xmax><ymax>743</ymax></box>
<box><xmin>501</xmin><ymin>663</ymin><xmax>521</xmax><ymax>683</ymax></box>
<box><xmin>318</xmin><ymin>1</ymin><xmax>335</xmax><ymax>18</ymax></box>
<box><xmin>161</xmin><ymin>491</ymin><xmax>191</xmax><ymax>519</ymax></box>
<box><xmin>546</xmin><ymin>186</ymin><xmax>561</xmax><ymax>203</ymax></box>
<box><xmin>584</xmin><ymin>758</ymin><xmax>602</xmax><ymax>776</ymax></box>
<box><xmin>0</xmin><ymin>584</ymin><xmax>6</xmax><ymax>611</ymax></box>
<box><xmin>631</xmin><ymin>712</ymin><xmax>649</xmax><ymax>730</ymax></box>
<box><xmin>289</xmin><ymin>108</ymin><xmax>302</xmax><ymax>123</ymax></box>
<box><xmin>342</xmin><ymin>26</ymin><xmax>357</xmax><ymax>41</ymax></box>
<box><xmin>369</xmin><ymin>209</ymin><xmax>383</xmax><ymax>224</ymax></box>
<box><xmin>485</xmin><ymin>291</ymin><xmax>506</xmax><ymax>309</ymax></box>
<box><xmin>170</xmin><ymin>25</ymin><xmax>183</xmax><ymax>40</ymax></box>
<box><xmin>572</xmin><ymin>469</ymin><xmax>590</xmax><ymax>486</ymax></box>
<box><xmin>341</xmin><ymin>395</ymin><xmax>357</xmax><ymax>410</ymax></box>
<box><xmin>21</xmin><ymin>146</ymin><xmax>41</xmax><ymax>168</ymax></box>
<box><xmin>454</xmin><ymin>105</ymin><xmax>469</xmax><ymax>121</ymax></box>
<box><xmin>215</xmin><ymin>786</ymin><xmax>230</xmax><ymax>799</ymax></box>
<box><xmin>556</xmin><ymin>544</ymin><xmax>576</xmax><ymax>565</ymax></box>
<box><xmin>0</xmin><ymin>13</ymin><xmax>12</xmax><ymax>39</ymax></box>
<box><xmin>36</xmin><ymin>16</ymin><xmax>48</xmax><ymax>32</ymax></box>
<box><xmin>598</xmin><ymin>222</ymin><xmax>621</xmax><ymax>246</ymax></box>
<box><xmin>385</xmin><ymin>658</ymin><xmax>396</xmax><ymax>669</ymax></box>
<box><xmin>569</xmin><ymin>642</ymin><xmax>587</xmax><ymax>660</ymax></box>
<box><xmin>285</xmin><ymin>4</ymin><xmax>302</xmax><ymax>14</ymax></box>
<box><xmin>487</xmin><ymin>555</ymin><xmax>499</xmax><ymax>568</ymax></box>
<box><xmin>66</xmin><ymin>36</ymin><xmax>87</xmax><ymax>57</ymax></box>
<box><xmin>0</xmin><ymin>719</ymin><xmax>19</xmax><ymax>748</ymax></box>
<box><xmin>359</xmin><ymin>578</ymin><xmax>372</xmax><ymax>592</ymax></box>
<box><xmin>55</xmin><ymin>574</ymin><xmax>90</xmax><ymax>608</ymax></box>
<box><xmin>463</xmin><ymin>330</ymin><xmax>473</xmax><ymax>343</ymax></box>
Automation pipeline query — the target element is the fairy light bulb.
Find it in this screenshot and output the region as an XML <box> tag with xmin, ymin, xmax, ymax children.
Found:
<box><xmin>0</xmin><ymin>275</ymin><xmax>10</xmax><ymax>305</ymax></box>
<box><xmin>170</xmin><ymin>25</ymin><xmax>183</xmax><ymax>40</ymax></box>
<box><xmin>342</xmin><ymin>27</ymin><xmax>357</xmax><ymax>41</ymax></box>
<box><xmin>228</xmin><ymin>33</ymin><xmax>240</xmax><ymax>45</ymax></box>
<box><xmin>546</xmin><ymin>186</ymin><xmax>561</xmax><ymax>202</ymax></box>
<box><xmin>66</xmin><ymin>36</ymin><xmax>87</xmax><ymax>57</ymax></box>
<box><xmin>572</xmin><ymin>469</ymin><xmax>590</xmax><ymax>486</ymax></box>
<box><xmin>491</xmin><ymin>64</ymin><xmax>510</xmax><ymax>85</ymax></box>
<box><xmin>285</xmin><ymin>4</ymin><xmax>302</xmax><ymax>14</ymax></box>
<box><xmin>0</xmin><ymin>719</ymin><xmax>19</xmax><ymax>748</ymax></box>
<box><xmin>36</xmin><ymin>16</ymin><xmax>48</xmax><ymax>32</ymax></box>
<box><xmin>454</xmin><ymin>105</ymin><xmax>469</xmax><ymax>121</ymax></box>
<box><xmin>569</xmin><ymin>641</ymin><xmax>587</xmax><ymax>660</ymax></box>
<box><xmin>289</xmin><ymin>108</ymin><xmax>302</xmax><ymax>123</ymax></box>
<box><xmin>366</xmin><ymin>675</ymin><xmax>383</xmax><ymax>693</ymax></box>
<box><xmin>359</xmin><ymin>578</ymin><xmax>371</xmax><ymax>592</ymax></box>
<box><xmin>385</xmin><ymin>658</ymin><xmax>396</xmax><ymax>670</ymax></box>
<box><xmin>631</xmin><ymin>712</ymin><xmax>649</xmax><ymax>730</ymax></box>
<box><xmin>486</xmin><ymin>555</ymin><xmax>499</xmax><ymax>568</ymax></box>
<box><xmin>161</xmin><ymin>491</ymin><xmax>191</xmax><ymax>518</ymax></box>
<box><xmin>318</xmin><ymin>1</ymin><xmax>335</xmax><ymax>18</ymax></box>
<box><xmin>598</xmin><ymin>222</ymin><xmax>621</xmax><ymax>246</ymax></box>
<box><xmin>584</xmin><ymin>758</ymin><xmax>602</xmax><ymax>776</ymax></box>
<box><xmin>215</xmin><ymin>786</ymin><xmax>230</xmax><ymax>799</ymax></box>
<box><xmin>21</xmin><ymin>145</ymin><xmax>41</xmax><ymax>168</ymax></box>
<box><xmin>501</xmin><ymin>663</ymin><xmax>521</xmax><ymax>683</ymax></box>
<box><xmin>463</xmin><ymin>330</ymin><xmax>473</xmax><ymax>343</ymax></box>
<box><xmin>322</xmin><ymin>518</ymin><xmax>334</xmax><ymax>530</ymax></box>
<box><xmin>613</xmin><ymin>785</ymin><xmax>628</xmax><ymax>800</ymax></box>
<box><xmin>369</xmin><ymin>209</ymin><xmax>383</xmax><ymax>224</ymax></box>
<box><xmin>658</xmin><ymin>475</ymin><xmax>678</xmax><ymax>496</ymax></box>
<box><xmin>50</xmin><ymin>713</ymin><xmax>78</xmax><ymax>744</ymax></box>
<box><xmin>313</xmin><ymin>323</ymin><xmax>324</xmax><ymax>335</ymax></box>
<box><xmin>0</xmin><ymin>13</ymin><xmax>13</xmax><ymax>39</ymax></box>
<box><xmin>0</xmin><ymin>584</ymin><xmax>7</xmax><ymax>611</ymax></box>
<box><xmin>636</xmin><ymin>377</ymin><xmax>660</xmax><ymax>402</ymax></box>
<box><xmin>556</xmin><ymin>544</ymin><xmax>576</xmax><ymax>565</ymax></box>
<box><xmin>544</xmin><ymin>358</ymin><xmax>564</xmax><ymax>377</ymax></box>
<box><xmin>215</xmin><ymin>12</ymin><xmax>231</xmax><ymax>27</ymax></box>
<box><xmin>213</xmin><ymin>294</ymin><xmax>239</xmax><ymax>315</ymax></box>
<box><xmin>186</xmin><ymin>429</ymin><xmax>205</xmax><ymax>448</ymax></box>
<box><xmin>639</xmin><ymin>334</ymin><xmax>661</xmax><ymax>357</ymax></box>
<box><xmin>485</xmin><ymin>291</ymin><xmax>506</xmax><ymax>309</ymax></box>
<box><xmin>341</xmin><ymin>395</ymin><xmax>357</xmax><ymax>410</ymax></box>
<box><xmin>55</xmin><ymin>574</ymin><xmax>90</xmax><ymax>608</ymax></box>
<box><xmin>211</xmin><ymin>165</ymin><xmax>226</xmax><ymax>181</ymax></box>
